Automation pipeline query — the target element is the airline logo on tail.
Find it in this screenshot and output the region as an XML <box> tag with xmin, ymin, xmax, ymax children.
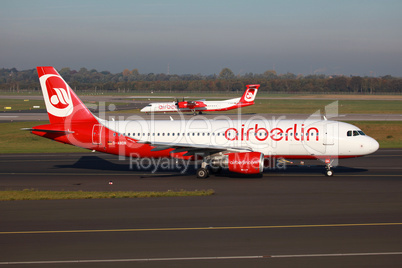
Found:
<box><xmin>244</xmin><ymin>91</ymin><xmax>255</xmax><ymax>102</ymax></box>
<box><xmin>241</xmin><ymin>85</ymin><xmax>259</xmax><ymax>103</ymax></box>
<box><xmin>39</xmin><ymin>74</ymin><xmax>73</xmax><ymax>117</ymax></box>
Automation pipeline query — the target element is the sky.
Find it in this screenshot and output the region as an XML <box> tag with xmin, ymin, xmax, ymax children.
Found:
<box><xmin>1</xmin><ymin>0</ymin><xmax>402</xmax><ymax>76</ymax></box>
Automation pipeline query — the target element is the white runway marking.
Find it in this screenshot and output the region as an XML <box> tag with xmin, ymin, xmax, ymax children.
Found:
<box><xmin>1</xmin><ymin>252</ymin><xmax>401</xmax><ymax>265</ymax></box>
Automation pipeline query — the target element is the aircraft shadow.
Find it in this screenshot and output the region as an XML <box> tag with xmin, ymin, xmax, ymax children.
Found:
<box><xmin>54</xmin><ymin>156</ymin><xmax>195</xmax><ymax>176</ymax></box>
<box><xmin>55</xmin><ymin>156</ymin><xmax>368</xmax><ymax>178</ymax></box>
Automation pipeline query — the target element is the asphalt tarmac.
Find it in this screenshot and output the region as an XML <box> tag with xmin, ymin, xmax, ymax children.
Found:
<box><xmin>0</xmin><ymin>150</ymin><xmax>402</xmax><ymax>267</ymax></box>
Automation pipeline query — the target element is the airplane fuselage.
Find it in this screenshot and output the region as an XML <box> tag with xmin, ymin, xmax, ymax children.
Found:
<box><xmin>140</xmin><ymin>98</ymin><xmax>248</xmax><ymax>113</ymax></box>
<box><xmin>38</xmin><ymin>118</ymin><xmax>378</xmax><ymax>160</ymax></box>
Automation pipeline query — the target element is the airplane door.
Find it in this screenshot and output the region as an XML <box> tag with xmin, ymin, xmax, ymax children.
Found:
<box><xmin>323</xmin><ymin>122</ymin><xmax>335</xmax><ymax>146</ymax></box>
<box><xmin>92</xmin><ymin>124</ymin><xmax>103</xmax><ymax>145</ymax></box>
<box><xmin>323</xmin><ymin>122</ymin><xmax>340</xmax><ymax>159</ymax></box>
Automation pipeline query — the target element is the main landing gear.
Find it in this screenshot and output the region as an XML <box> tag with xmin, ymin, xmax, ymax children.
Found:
<box><xmin>196</xmin><ymin>166</ymin><xmax>223</xmax><ymax>179</ymax></box>
<box><xmin>191</xmin><ymin>110</ymin><xmax>203</xmax><ymax>116</ymax></box>
<box><xmin>196</xmin><ymin>167</ymin><xmax>209</xmax><ymax>179</ymax></box>
<box><xmin>325</xmin><ymin>159</ymin><xmax>334</xmax><ymax>177</ymax></box>
<box><xmin>196</xmin><ymin>157</ymin><xmax>223</xmax><ymax>179</ymax></box>
<box><xmin>196</xmin><ymin>160</ymin><xmax>210</xmax><ymax>178</ymax></box>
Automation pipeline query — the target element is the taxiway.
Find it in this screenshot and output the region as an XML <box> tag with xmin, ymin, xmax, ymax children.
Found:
<box><xmin>0</xmin><ymin>150</ymin><xmax>401</xmax><ymax>267</ymax></box>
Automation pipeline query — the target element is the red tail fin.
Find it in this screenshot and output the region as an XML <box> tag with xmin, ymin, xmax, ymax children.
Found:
<box><xmin>37</xmin><ymin>66</ymin><xmax>97</xmax><ymax>125</ymax></box>
<box><xmin>239</xmin><ymin>84</ymin><xmax>259</xmax><ymax>103</ymax></box>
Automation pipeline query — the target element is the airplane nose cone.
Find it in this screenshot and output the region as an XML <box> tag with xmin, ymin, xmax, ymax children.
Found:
<box><xmin>367</xmin><ymin>138</ymin><xmax>379</xmax><ymax>154</ymax></box>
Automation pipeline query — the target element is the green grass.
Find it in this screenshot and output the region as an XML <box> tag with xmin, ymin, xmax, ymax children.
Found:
<box><xmin>0</xmin><ymin>121</ymin><xmax>87</xmax><ymax>153</ymax></box>
<box><xmin>0</xmin><ymin>99</ymin><xmax>45</xmax><ymax>111</ymax></box>
<box><xmin>0</xmin><ymin>189</ymin><xmax>215</xmax><ymax>201</ymax></box>
<box><xmin>345</xmin><ymin>121</ymin><xmax>402</xmax><ymax>148</ymax></box>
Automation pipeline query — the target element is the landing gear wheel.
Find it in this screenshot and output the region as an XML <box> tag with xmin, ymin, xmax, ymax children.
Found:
<box><xmin>325</xmin><ymin>169</ymin><xmax>334</xmax><ymax>177</ymax></box>
<box><xmin>196</xmin><ymin>168</ymin><xmax>209</xmax><ymax>179</ymax></box>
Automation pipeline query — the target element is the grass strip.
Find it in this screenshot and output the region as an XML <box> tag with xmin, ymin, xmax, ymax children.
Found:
<box><xmin>0</xmin><ymin>189</ymin><xmax>215</xmax><ymax>201</ymax></box>
<box><xmin>345</xmin><ymin>121</ymin><xmax>402</xmax><ymax>148</ymax></box>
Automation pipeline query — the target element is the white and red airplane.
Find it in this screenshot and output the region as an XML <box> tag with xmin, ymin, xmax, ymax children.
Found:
<box><xmin>28</xmin><ymin>66</ymin><xmax>379</xmax><ymax>178</ymax></box>
<box><xmin>140</xmin><ymin>84</ymin><xmax>259</xmax><ymax>115</ymax></box>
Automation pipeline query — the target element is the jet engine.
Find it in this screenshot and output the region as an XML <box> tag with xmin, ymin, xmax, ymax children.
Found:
<box><xmin>212</xmin><ymin>152</ymin><xmax>264</xmax><ymax>174</ymax></box>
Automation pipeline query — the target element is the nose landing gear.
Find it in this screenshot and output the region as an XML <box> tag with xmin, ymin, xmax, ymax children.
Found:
<box><xmin>325</xmin><ymin>159</ymin><xmax>334</xmax><ymax>177</ymax></box>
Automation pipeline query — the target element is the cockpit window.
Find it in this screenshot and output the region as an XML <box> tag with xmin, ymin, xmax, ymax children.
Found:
<box><xmin>347</xmin><ymin>130</ymin><xmax>366</xmax><ymax>137</ymax></box>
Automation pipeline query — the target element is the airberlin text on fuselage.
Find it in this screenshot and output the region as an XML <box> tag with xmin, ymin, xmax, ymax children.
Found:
<box><xmin>225</xmin><ymin>124</ymin><xmax>319</xmax><ymax>142</ymax></box>
<box><xmin>158</xmin><ymin>104</ymin><xmax>176</xmax><ymax>110</ymax></box>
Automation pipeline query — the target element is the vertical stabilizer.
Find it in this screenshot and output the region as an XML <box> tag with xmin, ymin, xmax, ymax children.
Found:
<box><xmin>37</xmin><ymin>66</ymin><xmax>98</xmax><ymax>125</ymax></box>
<box><xmin>239</xmin><ymin>84</ymin><xmax>259</xmax><ymax>104</ymax></box>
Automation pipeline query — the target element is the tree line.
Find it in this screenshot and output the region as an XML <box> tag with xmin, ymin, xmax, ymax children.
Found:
<box><xmin>1</xmin><ymin>67</ymin><xmax>401</xmax><ymax>94</ymax></box>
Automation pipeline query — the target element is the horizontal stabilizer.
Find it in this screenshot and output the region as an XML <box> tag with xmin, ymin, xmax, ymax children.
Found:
<box><xmin>21</xmin><ymin>128</ymin><xmax>74</xmax><ymax>134</ymax></box>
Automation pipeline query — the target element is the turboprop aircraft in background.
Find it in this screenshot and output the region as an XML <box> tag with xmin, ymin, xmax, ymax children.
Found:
<box><xmin>27</xmin><ymin>67</ymin><xmax>379</xmax><ymax>178</ymax></box>
<box><xmin>140</xmin><ymin>84</ymin><xmax>259</xmax><ymax>115</ymax></box>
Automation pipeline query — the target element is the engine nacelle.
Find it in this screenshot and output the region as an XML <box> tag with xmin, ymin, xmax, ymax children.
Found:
<box><xmin>214</xmin><ymin>152</ymin><xmax>264</xmax><ymax>174</ymax></box>
<box><xmin>177</xmin><ymin>101</ymin><xmax>188</xmax><ymax>109</ymax></box>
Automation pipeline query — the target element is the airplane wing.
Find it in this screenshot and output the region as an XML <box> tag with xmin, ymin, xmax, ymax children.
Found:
<box><xmin>138</xmin><ymin>140</ymin><xmax>253</xmax><ymax>157</ymax></box>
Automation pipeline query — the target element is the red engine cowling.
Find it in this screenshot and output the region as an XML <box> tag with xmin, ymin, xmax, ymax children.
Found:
<box><xmin>177</xmin><ymin>101</ymin><xmax>188</xmax><ymax>108</ymax></box>
<box><xmin>223</xmin><ymin>152</ymin><xmax>264</xmax><ymax>174</ymax></box>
